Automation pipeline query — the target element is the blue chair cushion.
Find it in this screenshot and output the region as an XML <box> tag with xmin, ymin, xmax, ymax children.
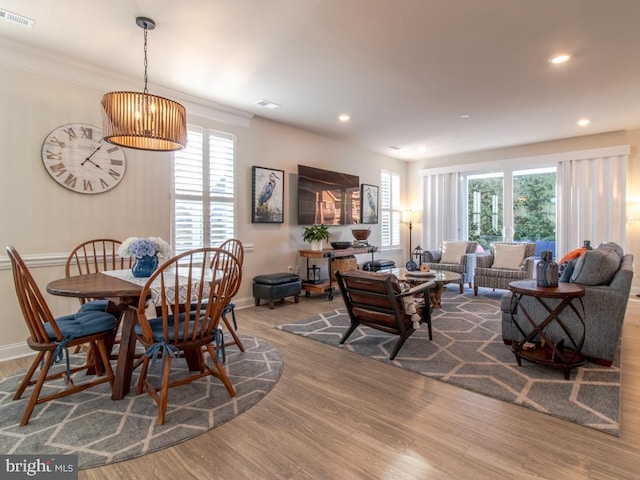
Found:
<box><xmin>78</xmin><ymin>299</ymin><xmax>110</xmax><ymax>312</ymax></box>
<box><xmin>45</xmin><ymin>310</ymin><xmax>117</xmax><ymax>340</ymax></box>
<box><xmin>134</xmin><ymin>313</ymin><xmax>208</xmax><ymax>342</ymax></box>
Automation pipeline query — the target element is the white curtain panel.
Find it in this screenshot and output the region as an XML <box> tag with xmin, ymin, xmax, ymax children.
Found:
<box><xmin>422</xmin><ymin>172</ymin><xmax>460</xmax><ymax>249</ymax></box>
<box><xmin>556</xmin><ymin>153</ymin><xmax>627</xmax><ymax>257</ymax></box>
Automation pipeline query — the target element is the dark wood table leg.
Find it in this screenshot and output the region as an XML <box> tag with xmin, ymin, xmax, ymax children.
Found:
<box><xmin>111</xmin><ymin>306</ymin><xmax>137</xmax><ymax>400</ymax></box>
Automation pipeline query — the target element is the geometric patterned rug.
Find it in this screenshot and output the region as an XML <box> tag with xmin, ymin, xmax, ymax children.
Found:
<box><xmin>278</xmin><ymin>288</ymin><xmax>621</xmax><ymax>436</ymax></box>
<box><xmin>0</xmin><ymin>334</ymin><xmax>283</xmax><ymax>468</ymax></box>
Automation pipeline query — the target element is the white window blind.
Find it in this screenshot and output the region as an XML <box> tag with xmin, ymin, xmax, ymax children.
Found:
<box><xmin>173</xmin><ymin>125</ymin><xmax>235</xmax><ymax>254</ymax></box>
<box><xmin>380</xmin><ymin>170</ymin><xmax>401</xmax><ymax>249</ymax></box>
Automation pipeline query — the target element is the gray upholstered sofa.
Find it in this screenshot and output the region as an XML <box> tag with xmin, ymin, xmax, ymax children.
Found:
<box><xmin>501</xmin><ymin>242</ymin><xmax>634</xmax><ymax>366</ymax></box>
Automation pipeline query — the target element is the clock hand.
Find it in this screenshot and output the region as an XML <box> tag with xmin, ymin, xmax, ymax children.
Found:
<box><xmin>83</xmin><ymin>158</ymin><xmax>104</xmax><ymax>170</ymax></box>
<box><xmin>82</xmin><ymin>143</ymin><xmax>103</xmax><ymax>166</ymax></box>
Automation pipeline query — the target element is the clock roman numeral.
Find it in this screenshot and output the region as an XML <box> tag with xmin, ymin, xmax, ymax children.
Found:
<box><xmin>80</xmin><ymin>126</ymin><xmax>93</xmax><ymax>139</ymax></box>
<box><xmin>106</xmin><ymin>146</ymin><xmax>120</xmax><ymax>154</ymax></box>
<box><xmin>100</xmin><ymin>178</ymin><xmax>110</xmax><ymax>189</ymax></box>
<box><xmin>110</xmin><ymin>159</ymin><xmax>124</xmax><ymax>166</ymax></box>
<box><xmin>107</xmin><ymin>169</ymin><xmax>121</xmax><ymax>180</ymax></box>
<box><xmin>62</xmin><ymin>127</ymin><xmax>77</xmax><ymax>141</ymax></box>
<box><xmin>49</xmin><ymin>136</ymin><xmax>65</xmax><ymax>148</ymax></box>
<box><xmin>83</xmin><ymin>179</ymin><xmax>93</xmax><ymax>192</ymax></box>
<box><xmin>46</xmin><ymin>150</ymin><xmax>62</xmax><ymax>161</ymax></box>
<box><xmin>63</xmin><ymin>173</ymin><xmax>77</xmax><ymax>188</ymax></box>
<box><xmin>49</xmin><ymin>162</ymin><xmax>66</xmax><ymax>176</ymax></box>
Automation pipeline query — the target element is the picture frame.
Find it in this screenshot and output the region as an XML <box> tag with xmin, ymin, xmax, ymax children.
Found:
<box><xmin>360</xmin><ymin>184</ymin><xmax>378</xmax><ymax>224</ymax></box>
<box><xmin>252</xmin><ymin>166</ymin><xmax>284</xmax><ymax>223</ymax></box>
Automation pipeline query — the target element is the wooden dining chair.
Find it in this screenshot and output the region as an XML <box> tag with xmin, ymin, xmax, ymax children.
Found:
<box><xmin>65</xmin><ymin>238</ymin><xmax>133</xmax><ymax>314</ymax></box>
<box><xmin>6</xmin><ymin>246</ymin><xmax>116</xmax><ymax>426</ymax></box>
<box><xmin>134</xmin><ymin>247</ymin><xmax>242</xmax><ymax>425</ymax></box>
<box><xmin>219</xmin><ymin>238</ymin><xmax>245</xmax><ymax>351</ymax></box>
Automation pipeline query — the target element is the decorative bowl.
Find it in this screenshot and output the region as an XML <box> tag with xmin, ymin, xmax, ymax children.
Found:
<box><xmin>331</xmin><ymin>241</ymin><xmax>353</xmax><ymax>249</ymax></box>
<box><xmin>351</xmin><ymin>228</ymin><xmax>371</xmax><ymax>241</ymax></box>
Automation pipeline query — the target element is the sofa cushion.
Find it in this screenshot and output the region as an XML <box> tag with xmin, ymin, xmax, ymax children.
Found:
<box><xmin>440</xmin><ymin>241</ymin><xmax>468</xmax><ymax>264</ymax></box>
<box><xmin>570</xmin><ymin>249</ymin><xmax>621</xmax><ymax>286</ymax></box>
<box><xmin>596</xmin><ymin>241</ymin><xmax>624</xmax><ymax>259</ymax></box>
<box><xmin>491</xmin><ymin>243</ymin><xmax>526</xmax><ymax>270</ymax></box>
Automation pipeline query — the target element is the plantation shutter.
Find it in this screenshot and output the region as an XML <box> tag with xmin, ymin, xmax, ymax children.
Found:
<box><xmin>174</xmin><ymin>125</ymin><xmax>235</xmax><ymax>254</ymax></box>
<box><xmin>380</xmin><ymin>170</ymin><xmax>401</xmax><ymax>249</ymax></box>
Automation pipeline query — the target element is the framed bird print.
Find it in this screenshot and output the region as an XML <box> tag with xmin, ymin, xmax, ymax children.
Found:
<box><xmin>252</xmin><ymin>166</ymin><xmax>284</xmax><ymax>223</ymax></box>
<box><xmin>360</xmin><ymin>184</ymin><xmax>378</xmax><ymax>224</ymax></box>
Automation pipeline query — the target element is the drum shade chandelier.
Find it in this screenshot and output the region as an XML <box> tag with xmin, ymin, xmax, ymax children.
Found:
<box><xmin>101</xmin><ymin>17</ymin><xmax>187</xmax><ymax>151</ymax></box>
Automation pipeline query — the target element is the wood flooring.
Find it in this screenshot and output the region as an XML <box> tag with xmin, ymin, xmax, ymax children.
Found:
<box><xmin>2</xmin><ymin>291</ymin><xmax>640</xmax><ymax>479</ymax></box>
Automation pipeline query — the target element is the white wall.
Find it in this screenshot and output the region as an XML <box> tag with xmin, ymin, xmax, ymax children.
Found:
<box><xmin>0</xmin><ymin>62</ymin><xmax>406</xmax><ymax>359</ymax></box>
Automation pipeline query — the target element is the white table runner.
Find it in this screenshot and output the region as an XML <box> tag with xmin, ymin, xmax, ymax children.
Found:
<box><xmin>103</xmin><ymin>268</ymin><xmax>212</xmax><ymax>306</ymax></box>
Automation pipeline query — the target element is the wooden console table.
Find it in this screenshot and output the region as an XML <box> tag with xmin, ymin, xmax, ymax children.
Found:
<box><xmin>299</xmin><ymin>245</ymin><xmax>377</xmax><ymax>300</ymax></box>
<box><xmin>508</xmin><ymin>280</ymin><xmax>586</xmax><ymax>380</ymax></box>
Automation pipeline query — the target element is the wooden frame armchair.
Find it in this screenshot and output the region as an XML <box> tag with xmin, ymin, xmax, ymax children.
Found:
<box><xmin>335</xmin><ymin>270</ymin><xmax>434</xmax><ymax>360</ymax></box>
<box><xmin>134</xmin><ymin>247</ymin><xmax>241</xmax><ymax>425</ymax></box>
<box><xmin>7</xmin><ymin>246</ymin><xmax>116</xmax><ymax>426</ymax></box>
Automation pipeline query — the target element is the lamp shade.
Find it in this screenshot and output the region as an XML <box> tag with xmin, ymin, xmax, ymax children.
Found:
<box><xmin>101</xmin><ymin>91</ymin><xmax>187</xmax><ymax>151</ymax></box>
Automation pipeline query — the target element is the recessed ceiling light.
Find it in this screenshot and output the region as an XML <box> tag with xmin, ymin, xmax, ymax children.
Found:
<box><xmin>338</xmin><ymin>114</ymin><xmax>351</xmax><ymax>122</ymax></box>
<box><xmin>255</xmin><ymin>99</ymin><xmax>281</xmax><ymax>109</ymax></box>
<box><xmin>389</xmin><ymin>146</ymin><xmax>401</xmax><ymax>150</ymax></box>
<box><xmin>418</xmin><ymin>145</ymin><xmax>427</xmax><ymax>152</ymax></box>
<box><xmin>577</xmin><ymin>118</ymin><xmax>591</xmax><ymax>126</ymax></box>
<box><xmin>459</xmin><ymin>114</ymin><xmax>471</xmax><ymax>119</ymax></box>
<box><xmin>549</xmin><ymin>54</ymin><xmax>572</xmax><ymax>64</ymax></box>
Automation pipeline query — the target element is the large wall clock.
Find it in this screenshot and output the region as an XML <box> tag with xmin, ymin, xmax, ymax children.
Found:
<box><xmin>41</xmin><ymin>123</ymin><xmax>127</xmax><ymax>194</ymax></box>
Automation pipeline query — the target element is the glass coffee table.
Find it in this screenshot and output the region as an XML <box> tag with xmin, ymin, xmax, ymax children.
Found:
<box><xmin>392</xmin><ymin>268</ymin><xmax>462</xmax><ymax>308</ymax></box>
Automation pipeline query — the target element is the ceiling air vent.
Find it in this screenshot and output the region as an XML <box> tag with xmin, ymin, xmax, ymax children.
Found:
<box><xmin>0</xmin><ymin>9</ymin><xmax>35</xmax><ymax>28</ymax></box>
<box><xmin>255</xmin><ymin>99</ymin><xmax>281</xmax><ymax>109</ymax></box>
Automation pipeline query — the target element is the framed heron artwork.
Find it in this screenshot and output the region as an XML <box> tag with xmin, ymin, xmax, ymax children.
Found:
<box><xmin>360</xmin><ymin>184</ymin><xmax>378</xmax><ymax>224</ymax></box>
<box><xmin>252</xmin><ymin>166</ymin><xmax>284</xmax><ymax>223</ymax></box>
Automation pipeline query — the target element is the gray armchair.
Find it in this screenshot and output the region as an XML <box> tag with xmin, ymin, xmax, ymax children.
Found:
<box><xmin>501</xmin><ymin>246</ymin><xmax>633</xmax><ymax>366</ymax></box>
<box><xmin>473</xmin><ymin>242</ymin><xmax>536</xmax><ymax>295</ymax></box>
<box><xmin>423</xmin><ymin>240</ymin><xmax>478</xmax><ymax>293</ymax></box>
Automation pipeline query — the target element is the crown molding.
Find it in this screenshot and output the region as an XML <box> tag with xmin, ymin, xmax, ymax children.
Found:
<box><xmin>0</xmin><ymin>37</ymin><xmax>254</xmax><ymax>127</ymax></box>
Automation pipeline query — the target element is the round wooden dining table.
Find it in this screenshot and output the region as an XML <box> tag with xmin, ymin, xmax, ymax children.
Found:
<box><xmin>47</xmin><ymin>272</ymin><xmax>144</xmax><ymax>400</ymax></box>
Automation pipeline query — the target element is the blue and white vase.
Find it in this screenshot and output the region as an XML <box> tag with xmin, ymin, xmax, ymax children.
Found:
<box><xmin>536</xmin><ymin>250</ymin><xmax>558</xmax><ymax>287</ymax></box>
<box><xmin>132</xmin><ymin>254</ymin><xmax>159</xmax><ymax>278</ymax></box>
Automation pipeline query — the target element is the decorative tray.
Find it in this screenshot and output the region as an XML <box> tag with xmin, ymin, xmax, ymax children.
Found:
<box><xmin>406</xmin><ymin>271</ymin><xmax>437</xmax><ymax>278</ymax></box>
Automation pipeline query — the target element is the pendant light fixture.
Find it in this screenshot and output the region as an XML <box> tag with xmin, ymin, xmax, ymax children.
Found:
<box><xmin>101</xmin><ymin>17</ymin><xmax>187</xmax><ymax>151</ymax></box>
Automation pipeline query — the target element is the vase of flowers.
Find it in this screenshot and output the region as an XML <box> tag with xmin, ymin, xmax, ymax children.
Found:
<box><xmin>118</xmin><ymin>237</ymin><xmax>171</xmax><ymax>278</ymax></box>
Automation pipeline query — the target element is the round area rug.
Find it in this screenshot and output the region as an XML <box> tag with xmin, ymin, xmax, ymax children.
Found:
<box><xmin>0</xmin><ymin>335</ymin><xmax>282</xmax><ymax>469</ymax></box>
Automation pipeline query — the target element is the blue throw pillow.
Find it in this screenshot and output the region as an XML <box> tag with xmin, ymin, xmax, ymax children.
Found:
<box><xmin>559</xmin><ymin>258</ymin><xmax>578</xmax><ymax>282</ymax></box>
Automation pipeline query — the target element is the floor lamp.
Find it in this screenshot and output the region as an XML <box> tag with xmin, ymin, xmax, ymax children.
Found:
<box><xmin>402</xmin><ymin>210</ymin><xmax>418</xmax><ymax>271</ymax></box>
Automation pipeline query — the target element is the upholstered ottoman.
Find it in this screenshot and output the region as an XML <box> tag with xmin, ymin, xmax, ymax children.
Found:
<box><xmin>253</xmin><ymin>273</ymin><xmax>302</xmax><ymax>309</ymax></box>
<box><xmin>362</xmin><ymin>259</ymin><xmax>396</xmax><ymax>272</ymax></box>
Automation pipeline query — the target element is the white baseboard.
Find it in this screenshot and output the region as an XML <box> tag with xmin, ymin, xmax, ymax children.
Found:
<box><xmin>0</xmin><ymin>342</ymin><xmax>32</xmax><ymax>363</ymax></box>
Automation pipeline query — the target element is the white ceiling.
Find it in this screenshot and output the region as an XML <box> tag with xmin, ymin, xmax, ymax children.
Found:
<box><xmin>2</xmin><ymin>0</ymin><xmax>640</xmax><ymax>160</ymax></box>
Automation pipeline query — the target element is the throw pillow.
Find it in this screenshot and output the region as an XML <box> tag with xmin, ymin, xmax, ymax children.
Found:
<box><xmin>491</xmin><ymin>243</ymin><xmax>527</xmax><ymax>270</ymax></box>
<box><xmin>559</xmin><ymin>258</ymin><xmax>579</xmax><ymax>282</ymax></box>
<box><xmin>558</xmin><ymin>247</ymin><xmax>587</xmax><ymax>264</ymax></box>
<box><xmin>595</xmin><ymin>242</ymin><xmax>624</xmax><ymax>259</ymax></box>
<box><xmin>440</xmin><ymin>241</ymin><xmax>468</xmax><ymax>264</ymax></box>
<box><xmin>570</xmin><ymin>249</ymin><xmax>621</xmax><ymax>286</ymax></box>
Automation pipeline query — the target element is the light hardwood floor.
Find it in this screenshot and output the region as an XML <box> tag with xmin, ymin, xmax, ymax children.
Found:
<box><xmin>3</xmin><ymin>291</ymin><xmax>640</xmax><ymax>479</ymax></box>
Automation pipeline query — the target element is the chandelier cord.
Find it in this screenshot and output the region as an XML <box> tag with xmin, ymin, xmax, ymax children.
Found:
<box><xmin>143</xmin><ymin>26</ymin><xmax>149</xmax><ymax>94</ymax></box>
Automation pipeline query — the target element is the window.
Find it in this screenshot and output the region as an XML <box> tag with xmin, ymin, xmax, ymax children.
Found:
<box><xmin>380</xmin><ymin>170</ymin><xmax>401</xmax><ymax>249</ymax></box>
<box><xmin>173</xmin><ymin>125</ymin><xmax>235</xmax><ymax>254</ymax></box>
<box><xmin>465</xmin><ymin>167</ymin><xmax>556</xmax><ymax>254</ymax></box>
